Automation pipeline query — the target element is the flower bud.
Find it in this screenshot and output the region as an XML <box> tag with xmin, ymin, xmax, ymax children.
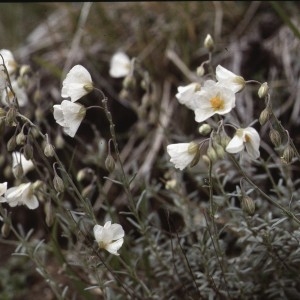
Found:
<box><xmin>1</xmin><ymin>222</ymin><xmax>11</xmax><ymax>238</ymax></box>
<box><xmin>105</xmin><ymin>154</ymin><xmax>115</xmax><ymax>173</ymax></box>
<box><xmin>5</xmin><ymin>107</ymin><xmax>16</xmax><ymax>126</ymax></box>
<box><xmin>7</xmin><ymin>135</ymin><xmax>17</xmax><ymax>151</ymax></box>
<box><xmin>23</xmin><ymin>144</ymin><xmax>33</xmax><ymax>160</ymax></box>
<box><xmin>213</xmin><ymin>143</ymin><xmax>225</xmax><ymax>159</ymax></box>
<box><xmin>204</xmin><ymin>34</ymin><xmax>214</xmax><ymax>52</ymax></box>
<box><xmin>16</xmin><ymin>132</ymin><xmax>26</xmax><ymax>145</ymax></box>
<box><xmin>44</xmin><ymin>143</ymin><xmax>55</xmax><ymax>158</ymax></box>
<box><xmin>258</xmin><ymin>82</ymin><xmax>269</xmax><ymax>99</ymax></box>
<box><xmin>123</xmin><ymin>75</ymin><xmax>136</xmax><ymax>90</ymax></box>
<box><xmin>53</xmin><ymin>175</ymin><xmax>65</xmax><ymax>193</ymax></box>
<box><xmin>199</xmin><ymin>123</ymin><xmax>212</xmax><ymax>136</ymax></box>
<box><xmin>281</xmin><ymin>144</ymin><xmax>295</xmax><ymax>164</ymax></box>
<box><xmin>269</xmin><ymin>128</ymin><xmax>281</xmax><ymax>148</ymax></box>
<box><xmin>259</xmin><ymin>108</ymin><xmax>271</xmax><ymax>125</ymax></box>
<box><xmin>207</xmin><ymin>146</ymin><xmax>218</xmax><ymax>163</ymax></box>
<box><xmin>196</xmin><ymin>65</ymin><xmax>205</xmax><ymax>77</ymax></box>
<box><xmin>13</xmin><ymin>163</ymin><xmax>23</xmax><ymax>179</ymax></box>
<box><xmin>241</xmin><ymin>196</ymin><xmax>255</xmax><ymax>216</ymax></box>
<box><xmin>202</xmin><ymin>154</ymin><xmax>211</xmax><ymax>165</ymax></box>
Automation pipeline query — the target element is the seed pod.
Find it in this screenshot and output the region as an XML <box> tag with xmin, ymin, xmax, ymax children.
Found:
<box><xmin>259</xmin><ymin>108</ymin><xmax>271</xmax><ymax>125</ymax></box>
<box><xmin>7</xmin><ymin>135</ymin><xmax>17</xmax><ymax>151</ymax></box>
<box><xmin>281</xmin><ymin>145</ymin><xmax>295</xmax><ymax>164</ymax></box>
<box><xmin>269</xmin><ymin>128</ymin><xmax>281</xmax><ymax>148</ymax></box>
<box><xmin>44</xmin><ymin>143</ymin><xmax>55</xmax><ymax>158</ymax></box>
<box><xmin>5</xmin><ymin>107</ymin><xmax>17</xmax><ymax>126</ymax></box>
<box><xmin>16</xmin><ymin>132</ymin><xmax>26</xmax><ymax>145</ymax></box>
<box><xmin>105</xmin><ymin>154</ymin><xmax>115</xmax><ymax>173</ymax></box>
<box><xmin>23</xmin><ymin>144</ymin><xmax>33</xmax><ymax>160</ymax></box>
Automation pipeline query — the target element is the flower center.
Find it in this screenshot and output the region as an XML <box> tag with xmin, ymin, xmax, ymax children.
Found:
<box><xmin>244</xmin><ymin>134</ymin><xmax>251</xmax><ymax>143</ymax></box>
<box><xmin>210</xmin><ymin>95</ymin><xmax>224</xmax><ymax>111</ymax></box>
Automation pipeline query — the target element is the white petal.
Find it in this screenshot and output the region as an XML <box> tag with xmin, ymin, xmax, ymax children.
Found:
<box><xmin>216</xmin><ymin>65</ymin><xmax>245</xmax><ymax>93</ymax></box>
<box><xmin>109</xmin><ymin>52</ymin><xmax>131</xmax><ymax>78</ymax></box>
<box><xmin>109</xmin><ymin>223</ymin><xmax>125</xmax><ymax>240</ymax></box>
<box><xmin>25</xmin><ymin>194</ymin><xmax>39</xmax><ymax>210</ymax></box>
<box><xmin>0</xmin><ymin>49</ymin><xmax>17</xmax><ymax>75</ymax></box>
<box><xmin>167</xmin><ymin>143</ymin><xmax>194</xmax><ymax>170</ymax></box>
<box><xmin>0</xmin><ymin>182</ymin><xmax>7</xmax><ymax>196</ymax></box>
<box><xmin>12</xmin><ymin>152</ymin><xmax>34</xmax><ymax>175</ymax></box>
<box><xmin>243</xmin><ymin>127</ymin><xmax>260</xmax><ymax>159</ymax></box>
<box><xmin>61</xmin><ymin>65</ymin><xmax>92</xmax><ymax>102</ymax></box>
<box><xmin>176</xmin><ymin>83</ymin><xmax>201</xmax><ymax>110</ymax></box>
<box><xmin>93</xmin><ymin>224</ymin><xmax>104</xmax><ymax>242</ymax></box>
<box><xmin>226</xmin><ymin>135</ymin><xmax>245</xmax><ymax>154</ymax></box>
<box><xmin>53</xmin><ymin>104</ymin><xmax>65</xmax><ymax>126</ymax></box>
<box><xmin>105</xmin><ymin>238</ymin><xmax>124</xmax><ymax>255</ymax></box>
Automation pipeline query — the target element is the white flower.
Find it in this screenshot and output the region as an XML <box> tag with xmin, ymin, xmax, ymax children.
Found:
<box><xmin>53</xmin><ymin>100</ymin><xmax>86</xmax><ymax>137</ymax></box>
<box><xmin>61</xmin><ymin>65</ymin><xmax>93</xmax><ymax>102</ymax></box>
<box><xmin>3</xmin><ymin>182</ymin><xmax>39</xmax><ymax>209</ymax></box>
<box><xmin>0</xmin><ymin>49</ymin><xmax>18</xmax><ymax>75</ymax></box>
<box><xmin>193</xmin><ymin>80</ymin><xmax>236</xmax><ymax>123</ymax></box>
<box><xmin>175</xmin><ymin>82</ymin><xmax>201</xmax><ymax>110</ymax></box>
<box><xmin>226</xmin><ymin>127</ymin><xmax>260</xmax><ymax>159</ymax></box>
<box><xmin>2</xmin><ymin>80</ymin><xmax>28</xmax><ymax>107</ymax></box>
<box><xmin>93</xmin><ymin>221</ymin><xmax>124</xmax><ymax>256</ymax></box>
<box><xmin>167</xmin><ymin>142</ymin><xmax>199</xmax><ymax>170</ymax></box>
<box><xmin>216</xmin><ymin>65</ymin><xmax>245</xmax><ymax>93</ymax></box>
<box><xmin>12</xmin><ymin>151</ymin><xmax>34</xmax><ymax>176</ymax></box>
<box><xmin>109</xmin><ymin>52</ymin><xmax>131</xmax><ymax>78</ymax></box>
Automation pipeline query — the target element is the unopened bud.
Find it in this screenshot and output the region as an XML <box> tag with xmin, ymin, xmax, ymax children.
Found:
<box><xmin>7</xmin><ymin>135</ymin><xmax>17</xmax><ymax>151</ymax></box>
<box><xmin>44</xmin><ymin>143</ymin><xmax>55</xmax><ymax>157</ymax></box>
<box><xmin>105</xmin><ymin>154</ymin><xmax>115</xmax><ymax>173</ymax></box>
<box><xmin>259</xmin><ymin>108</ymin><xmax>272</xmax><ymax>125</ymax></box>
<box><xmin>5</xmin><ymin>107</ymin><xmax>16</xmax><ymax>126</ymax></box>
<box><xmin>23</xmin><ymin>144</ymin><xmax>33</xmax><ymax>160</ymax></box>
<box><xmin>196</xmin><ymin>65</ymin><xmax>205</xmax><ymax>77</ymax></box>
<box><xmin>1</xmin><ymin>222</ymin><xmax>11</xmax><ymax>238</ymax></box>
<box><xmin>241</xmin><ymin>195</ymin><xmax>255</xmax><ymax>216</ymax></box>
<box><xmin>16</xmin><ymin>132</ymin><xmax>26</xmax><ymax>145</ymax></box>
<box><xmin>220</xmin><ymin>134</ymin><xmax>231</xmax><ymax>149</ymax></box>
<box><xmin>281</xmin><ymin>144</ymin><xmax>295</xmax><ymax>164</ymax></box>
<box><xmin>207</xmin><ymin>146</ymin><xmax>218</xmax><ymax>163</ymax></box>
<box><xmin>13</xmin><ymin>163</ymin><xmax>24</xmax><ymax>179</ymax></box>
<box><xmin>204</xmin><ymin>34</ymin><xmax>214</xmax><ymax>52</ymax></box>
<box><xmin>123</xmin><ymin>75</ymin><xmax>136</xmax><ymax>90</ymax></box>
<box><xmin>269</xmin><ymin>128</ymin><xmax>281</xmax><ymax>148</ymax></box>
<box><xmin>213</xmin><ymin>143</ymin><xmax>225</xmax><ymax>159</ymax></box>
<box><xmin>199</xmin><ymin>123</ymin><xmax>212</xmax><ymax>136</ymax></box>
<box><xmin>202</xmin><ymin>154</ymin><xmax>211</xmax><ymax>165</ymax></box>
<box><xmin>258</xmin><ymin>82</ymin><xmax>269</xmax><ymax>99</ymax></box>
<box><xmin>53</xmin><ymin>175</ymin><xmax>65</xmax><ymax>193</ymax></box>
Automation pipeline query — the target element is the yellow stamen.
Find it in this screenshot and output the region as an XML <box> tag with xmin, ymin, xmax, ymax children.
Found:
<box><xmin>244</xmin><ymin>134</ymin><xmax>251</xmax><ymax>143</ymax></box>
<box><xmin>210</xmin><ymin>94</ymin><xmax>224</xmax><ymax>111</ymax></box>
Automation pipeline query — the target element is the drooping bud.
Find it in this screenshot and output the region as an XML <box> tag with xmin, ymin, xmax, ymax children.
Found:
<box><xmin>44</xmin><ymin>143</ymin><xmax>55</xmax><ymax>158</ymax></box>
<box><xmin>199</xmin><ymin>123</ymin><xmax>212</xmax><ymax>136</ymax></box>
<box><xmin>241</xmin><ymin>195</ymin><xmax>255</xmax><ymax>216</ymax></box>
<box><xmin>196</xmin><ymin>65</ymin><xmax>205</xmax><ymax>77</ymax></box>
<box><xmin>258</xmin><ymin>82</ymin><xmax>269</xmax><ymax>99</ymax></box>
<box><xmin>105</xmin><ymin>154</ymin><xmax>115</xmax><ymax>173</ymax></box>
<box><xmin>269</xmin><ymin>128</ymin><xmax>281</xmax><ymax>148</ymax></box>
<box><xmin>13</xmin><ymin>163</ymin><xmax>24</xmax><ymax>179</ymax></box>
<box><xmin>213</xmin><ymin>143</ymin><xmax>225</xmax><ymax>159</ymax></box>
<box><xmin>204</xmin><ymin>34</ymin><xmax>214</xmax><ymax>52</ymax></box>
<box><xmin>16</xmin><ymin>131</ymin><xmax>26</xmax><ymax>145</ymax></box>
<box><xmin>23</xmin><ymin>144</ymin><xmax>33</xmax><ymax>160</ymax></box>
<box><xmin>53</xmin><ymin>175</ymin><xmax>65</xmax><ymax>193</ymax></box>
<box><xmin>5</xmin><ymin>107</ymin><xmax>16</xmax><ymax>126</ymax></box>
<box><xmin>7</xmin><ymin>135</ymin><xmax>17</xmax><ymax>151</ymax></box>
<box><xmin>206</xmin><ymin>145</ymin><xmax>218</xmax><ymax>163</ymax></box>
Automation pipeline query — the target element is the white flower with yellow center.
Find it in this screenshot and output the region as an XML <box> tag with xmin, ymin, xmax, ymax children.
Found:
<box><xmin>1</xmin><ymin>182</ymin><xmax>39</xmax><ymax>209</ymax></box>
<box><xmin>193</xmin><ymin>80</ymin><xmax>236</xmax><ymax>123</ymax></box>
<box><xmin>216</xmin><ymin>65</ymin><xmax>245</xmax><ymax>93</ymax></box>
<box><xmin>0</xmin><ymin>49</ymin><xmax>18</xmax><ymax>75</ymax></box>
<box><xmin>61</xmin><ymin>65</ymin><xmax>93</xmax><ymax>102</ymax></box>
<box><xmin>175</xmin><ymin>82</ymin><xmax>201</xmax><ymax>110</ymax></box>
<box><xmin>53</xmin><ymin>100</ymin><xmax>86</xmax><ymax>138</ymax></box>
<box><xmin>226</xmin><ymin>127</ymin><xmax>260</xmax><ymax>159</ymax></box>
<box><xmin>167</xmin><ymin>142</ymin><xmax>199</xmax><ymax>170</ymax></box>
<box><xmin>109</xmin><ymin>52</ymin><xmax>131</xmax><ymax>78</ymax></box>
<box><xmin>93</xmin><ymin>221</ymin><xmax>125</xmax><ymax>256</ymax></box>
